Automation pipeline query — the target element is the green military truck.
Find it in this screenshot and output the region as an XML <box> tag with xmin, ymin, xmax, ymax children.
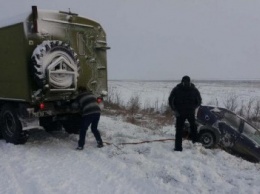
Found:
<box><xmin>0</xmin><ymin>6</ymin><xmax>109</xmax><ymax>144</ymax></box>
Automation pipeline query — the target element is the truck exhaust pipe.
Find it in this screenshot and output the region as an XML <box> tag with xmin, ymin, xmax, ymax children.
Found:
<box><xmin>32</xmin><ymin>6</ymin><xmax>38</xmax><ymax>33</ymax></box>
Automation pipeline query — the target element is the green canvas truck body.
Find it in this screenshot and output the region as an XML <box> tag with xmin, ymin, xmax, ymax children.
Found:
<box><xmin>0</xmin><ymin>6</ymin><xmax>109</xmax><ymax>144</ymax></box>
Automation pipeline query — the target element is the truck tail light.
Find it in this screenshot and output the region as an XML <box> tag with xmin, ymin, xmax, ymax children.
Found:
<box><xmin>97</xmin><ymin>97</ymin><xmax>103</xmax><ymax>104</ymax></box>
<box><xmin>39</xmin><ymin>103</ymin><xmax>45</xmax><ymax>110</ymax></box>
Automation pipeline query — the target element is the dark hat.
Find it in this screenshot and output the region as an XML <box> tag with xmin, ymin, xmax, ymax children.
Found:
<box><xmin>181</xmin><ymin>75</ymin><xmax>190</xmax><ymax>83</ymax></box>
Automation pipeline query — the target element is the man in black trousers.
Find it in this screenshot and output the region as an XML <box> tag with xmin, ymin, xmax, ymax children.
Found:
<box><xmin>74</xmin><ymin>87</ymin><xmax>103</xmax><ymax>150</ymax></box>
<box><xmin>168</xmin><ymin>76</ymin><xmax>202</xmax><ymax>151</ymax></box>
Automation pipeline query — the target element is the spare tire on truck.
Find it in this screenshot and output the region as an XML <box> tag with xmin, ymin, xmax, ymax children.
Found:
<box><xmin>31</xmin><ymin>40</ymin><xmax>80</xmax><ymax>89</ymax></box>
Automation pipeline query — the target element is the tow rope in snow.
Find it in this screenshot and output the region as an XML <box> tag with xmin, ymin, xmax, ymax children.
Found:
<box><xmin>103</xmin><ymin>138</ymin><xmax>176</xmax><ymax>146</ymax></box>
<box><xmin>102</xmin><ymin>133</ymin><xmax>191</xmax><ymax>147</ymax></box>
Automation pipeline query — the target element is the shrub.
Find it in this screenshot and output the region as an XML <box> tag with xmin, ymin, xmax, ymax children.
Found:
<box><xmin>104</xmin><ymin>91</ymin><xmax>260</xmax><ymax>129</ymax></box>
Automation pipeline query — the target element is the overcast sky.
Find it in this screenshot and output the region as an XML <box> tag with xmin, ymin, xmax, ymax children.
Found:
<box><xmin>1</xmin><ymin>0</ymin><xmax>260</xmax><ymax>80</ymax></box>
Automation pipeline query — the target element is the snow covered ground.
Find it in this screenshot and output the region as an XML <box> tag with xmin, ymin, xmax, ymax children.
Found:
<box><xmin>0</xmin><ymin>80</ymin><xmax>260</xmax><ymax>194</ymax></box>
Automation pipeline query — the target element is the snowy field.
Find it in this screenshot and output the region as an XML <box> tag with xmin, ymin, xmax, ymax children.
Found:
<box><xmin>108</xmin><ymin>80</ymin><xmax>260</xmax><ymax>110</ymax></box>
<box><xmin>0</xmin><ymin>80</ymin><xmax>260</xmax><ymax>194</ymax></box>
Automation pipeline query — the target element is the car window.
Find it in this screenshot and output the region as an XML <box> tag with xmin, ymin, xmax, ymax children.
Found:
<box><xmin>211</xmin><ymin>110</ymin><xmax>224</xmax><ymax>119</ymax></box>
<box><xmin>223</xmin><ymin>112</ymin><xmax>241</xmax><ymax>131</ymax></box>
<box><xmin>243</xmin><ymin>122</ymin><xmax>260</xmax><ymax>145</ymax></box>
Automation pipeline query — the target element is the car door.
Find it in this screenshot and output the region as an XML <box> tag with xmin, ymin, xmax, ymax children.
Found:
<box><xmin>219</xmin><ymin>111</ymin><xmax>241</xmax><ymax>148</ymax></box>
<box><xmin>240</xmin><ymin>121</ymin><xmax>260</xmax><ymax>160</ymax></box>
<box><xmin>231</xmin><ymin>119</ymin><xmax>260</xmax><ymax>161</ymax></box>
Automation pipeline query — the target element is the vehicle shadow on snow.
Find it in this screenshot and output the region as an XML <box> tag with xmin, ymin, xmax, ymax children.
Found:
<box><xmin>25</xmin><ymin>128</ymin><xmax>77</xmax><ymax>144</ymax></box>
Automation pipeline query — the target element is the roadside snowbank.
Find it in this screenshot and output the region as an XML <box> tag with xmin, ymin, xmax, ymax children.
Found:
<box><xmin>0</xmin><ymin>116</ymin><xmax>259</xmax><ymax>194</ymax></box>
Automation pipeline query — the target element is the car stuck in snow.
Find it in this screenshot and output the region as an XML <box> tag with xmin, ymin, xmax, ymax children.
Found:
<box><xmin>184</xmin><ymin>105</ymin><xmax>260</xmax><ymax>162</ymax></box>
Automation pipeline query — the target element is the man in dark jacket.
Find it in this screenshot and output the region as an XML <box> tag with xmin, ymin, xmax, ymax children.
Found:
<box><xmin>75</xmin><ymin>87</ymin><xmax>103</xmax><ymax>150</ymax></box>
<box><xmin>168</xmin><ymin>76</ymin><xmax>202</xmax><ymax>151</ymax></box>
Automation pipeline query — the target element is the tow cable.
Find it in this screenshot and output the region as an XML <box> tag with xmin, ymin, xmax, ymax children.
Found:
<box><xmin>103</xmin><ymin>138</ymin><xmax>176</xmax><ymax>146</ymax></box>
<box><xmin>102</xmin><ymin>133</ymin><xmax>190</xmax><ymax>147</ymax></box>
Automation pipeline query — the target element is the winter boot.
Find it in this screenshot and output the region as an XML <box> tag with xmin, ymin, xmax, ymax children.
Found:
<box><xmin>76</xmin><ymin>146</ymin><xmax>84</xmax><ymax>150</ymax></box>
<box><xmin>97</xmin><ymin>141</ymin><xmax>103</xmax><ymax>148</ymax></box>
<box><xmin>174</xmin><ymin>147</ymin><xmax>183</xmax><ymax>152</ymax></box>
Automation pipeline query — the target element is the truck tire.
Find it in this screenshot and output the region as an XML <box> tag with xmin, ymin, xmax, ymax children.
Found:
<box><xmin>31</xmin><ymin>40</ymin><xmax>80</xmax><ymax>89</ymax></box>
<box><xmin>62</xmin><ymin>114</ymin><xmax>81</xmax><ymax>134</ymax></box>
<box><xmin>0</xmin><ymin>105</ymin><xmax>28</xmax><ymax>144</ymax></box>
<box><xmin>39</xmin><ymin>117</ymin><xmax>62</xmax><ymax>132</ymax></box>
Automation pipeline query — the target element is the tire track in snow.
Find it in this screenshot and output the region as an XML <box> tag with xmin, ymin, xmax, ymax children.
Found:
<box><xmin>43</xmin><ymin>136</ymin><xmax>151</xmax><ymax>193</ymax></box>
<box><xmin>76</xmin><ymin>147</ymin><xmax>159</xmax><ymax>194</ymax></box>
<box><xmin>0</xmin><ymin>144</ymin><xmax>58</xmax><ymax>194</ymax></box>
<box><xmin>0</xmin><ymin>152</ymin><xmax>24</xmax><ymax>194</ymax></box>
<box><xmin>72</xmin><ymin>150</ymin><xmax>139</xmax><ymax>194</ymax></box>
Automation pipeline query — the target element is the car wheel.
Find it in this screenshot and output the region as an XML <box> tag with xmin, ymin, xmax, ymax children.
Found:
<box><xmin>0</xmin><ymin>105</ymin><xmax>28</xmax><ymax>144</ymax></box>
<box><xmin>31</xmin><ymin>40</ymin><xmax>80</xmax><ymax>89</ymax></box>
<box><xmin>198</xmin><ymin>130</ymin><xmax>216</xmax><ymax>148</ymax></box>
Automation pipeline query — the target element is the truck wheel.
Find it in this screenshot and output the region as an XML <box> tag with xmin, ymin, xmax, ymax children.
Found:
<box><xmin>63</xmin><ymin>114</ymin><xmax>81</xmax><ymax>134</ymax></box>
<box><xmin>198</xmin><ymin>130</ymin><xmax>216</xmax><ymax>148</ymax></box>
<box><xmin>42</xmin><ymin>122</ymin><xmax>62</xmax><ymax>132</ymax></box>
<box><xmin>39</xmin><ymin>117</ymin><xmax>62</xmax><ymax>132</ymax></box>
<box><xmin>0</xmin><ymin>121</ymin><xmax>2</xmax><ymax>139</ymax></box>
<box><xmin>0</xmin><ymin>105</ymin><xmax>28</xmax><ymax>144</ymax></box>
<box><xmin>31</xmin><ymin>40</ymin><xmax>80</xmax><ymax>89</ymax></box>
